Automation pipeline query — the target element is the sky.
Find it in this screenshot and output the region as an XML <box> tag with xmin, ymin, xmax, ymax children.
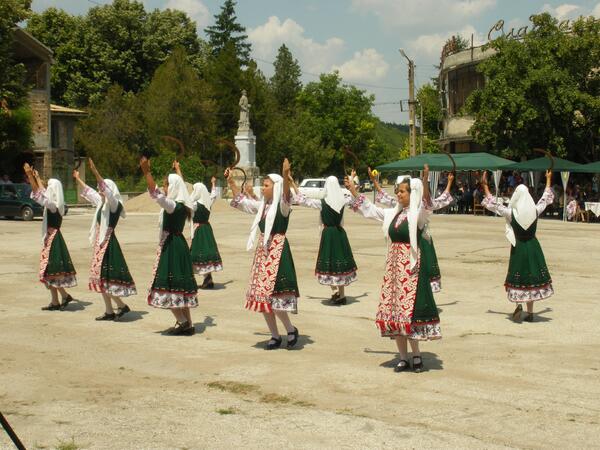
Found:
<box><xmin>31</xmin><ymin>0</ymin><xmax>600</xmax><ymax>124</ymax></box>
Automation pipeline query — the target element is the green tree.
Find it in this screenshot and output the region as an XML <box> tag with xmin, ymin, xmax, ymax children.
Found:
<box><xmin>205</xmin><ymin>41</ymin><xmax>244</xmax><ymax>138</ymax></box>
<box><xmin>467</xmin><ymin>13</ymin><xmax>600</xmax><ymax>161</ymax></box>
<box><xmin>296</xmin><ymin>72</ymin><xmax>392</xmax><ymax>175</ymax></box>
<box><xmin>416</xmin><ymin>82</ymin><xmax>441</xmax><ymax>144</ymax></box>
<box><xmin>142</xmin><ymin>47</ymin><xmax>217</xmax><ymax>160</ymax></box>
<box><xmin>27</xmin><ymin>0</ymin><xmax>206</xmax><ymax>107</ymax></box>
<box><xmin>205</xmin><ymin>0</ymin><xmax>251</xmax><ymax>65</ymax></box>
<box><xmin>0</xmin><ymin>0</ymin><xmax>33</xmax><ymax>167</ymax></box>
<box><xmin>270</xmin><ymin>44</ymin><xmax>302</xmax><ymax>111</ymax></box>
<box><xmin>75</xmin><ymin>85</ymin><xmax>142</xmax><ymax>182</ymax></box>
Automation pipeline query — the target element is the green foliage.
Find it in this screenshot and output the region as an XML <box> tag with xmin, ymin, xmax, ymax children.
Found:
<box><xmin>271</xmin><ymin>44</ymin><xmax>302</xmax><ymax>111</ymax></box>
<box><xmin>0</xmin><ymin>105</ymin><xmax>33</xmax><ymax>152</ymax></box>
<box><xmin>150</xmin><ymin>148</ymin><xmax>206</xmax><ymax>184</ymax></box>
<box><xmin>417</xmin><ymin>83</ymin><xmax>441</xmax><ymax>138</ymax></box>
<box><xmin>26</xmin><ymin>0</ymin><xmax>206</xmax><ymax>107</ymax></box>
<box><xmin>141</xmin><ymin>47</ymin><xmax>217</xmax><ymax>159</ymax></box>
<box><xmin>296</xmin><ymin>72</ymin><xmax>391</xmax><ymax>175</ymax></box>
<box><xmin>467</xmin><ymin>13</ymin><xmax>600</xmax><ymax>162</ymax></box>
<box><xmin>205</xmin><ymin>0</ymin><xmax>251</xmax><ymax>65</ymax></box>
<box><xmin>0</xmin><ymin>0</ymin><xmax>31</xmax><ymax>110</ymax></box>
<box><xmin>76</xmin><ymin>85</ymin><xmax>142</xmax><ymax>180</ymax></box>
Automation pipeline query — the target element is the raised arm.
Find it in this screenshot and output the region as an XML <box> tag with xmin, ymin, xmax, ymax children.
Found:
<box><xmin>73</xmin><ymin>168</ymin><xmax>102</xmax><ymax>207</ymax></box>
<box><xmin>225</xmin><ymin>167</ymin><xmax>241</xmax><ymax>198</ymax></box>
<box><xmin>536</xmin><ymin>170</ymin><xmax>554</xmax><ymax>215</ymax></box>
<box><xmin>282</xmin><ymin>158</ymin><xmax>291</xmax><ymax>203</ymax></box>
<box><xmin>173</xmin><ymin>160</ymin><xmax>183</xmax><ymax>181</ymax></box>
<box><xmin>23</xmin><ymin>163</ymin><xmax>39</xmax><ymax>192</ymax></box>
<box><xmin>422</xmin><ymin>164</ymin><xmax>431</xmax><ymax>205</ymax></box>
<box><xmin>480</xmin><ymin>171</ymin><xmax>511</xmax><ymax>218</ymax></box>
<box><xmin>345</xmin><ymin>171</ymin><xmax>385</xmax><ymax>222</ymax></box>
<box><xmin>429</xmin><ymin>172</ymin><xmax>454</xmax><ymax>210</ymax></box>
<box><xmin>140</xmin><ymin>157</ymin><xmax>157</xmax><ymax>192</ymax></box>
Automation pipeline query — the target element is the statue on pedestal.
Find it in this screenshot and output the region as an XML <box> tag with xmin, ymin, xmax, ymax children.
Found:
<box><xmin>238</xmin><ymin>89</ymin><xmax>251</xmax><ymax>130</ymax></box>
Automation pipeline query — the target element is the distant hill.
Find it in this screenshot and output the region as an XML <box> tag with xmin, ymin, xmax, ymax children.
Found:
<box><xmin>375</xmin><ymin>120</ymin><xmax>408</xmax><ymax>150</ymax></box>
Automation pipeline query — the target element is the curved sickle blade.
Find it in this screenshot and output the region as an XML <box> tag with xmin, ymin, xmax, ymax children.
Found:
<box><xmin>343</xmin><ymin>146</ymin><xmax>361</xmax><ymax>175</ymax></box>
<box><xmin>534</xmin><ymin>148</ymin><xmax>554</xmax><ymax>171</ymax></box>
<box><xmin>217</xmin><ymin>139</ymin><xmax>241</xmax><ymax>168</ymax></box>
<box><xmin>441</xmin><ymin>149</ymin><xmax>457</xmax><ymax>174</ymax></box>
<box><xmin>217</xmin><ymin>139</ymin><xmax>246</xmax><ymax>190</ymax></box>
<box><xmin>162</xmin><ymin>135</ymin><xmax>186</xmax><ymax>159</ymax></box>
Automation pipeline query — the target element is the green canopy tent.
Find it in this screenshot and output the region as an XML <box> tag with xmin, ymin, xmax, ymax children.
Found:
<box><xmin>376</xmin><ymin>152</ymin><xmax>515</xmax><ymax>172</ymax></box>
<box><xmin>507</xmin><ymin>157</ymin><xmax>584</xmax><ymax>221</ymax></box>
<box><xmin>571</xmin><ymin>161</ymin><xmax>600</xmax><ymax>173</ymax></box>
<box><xmin>376</xmin><ymin>152</ymin><xmax>515</xmax><ymax>201</ymax></box>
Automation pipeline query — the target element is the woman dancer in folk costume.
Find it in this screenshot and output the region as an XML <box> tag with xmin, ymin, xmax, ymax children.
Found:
<box><xmin>345</xmin><ymin>169</ymin><xmax>440</xmax><ymax>373</ymax></box>
<box><xmin>290</xmin><ymin>175</ymin><xmax>357</xmax><ymax>305</ymax></box>
<box><xmin>180</xmin><ymin>166</ymin><xmax>222</xmax><ymax>289</ymax></box>
<box><xmin>370</xmin><ymin>166</ymin><xmax>454</xmax><ymax>293</ymax></box>
<box><xmin>228</xmin><ymin>158</ymin><xmax>300</xmax><ymax>350</ymax></box>
<box><xmin>73</xmin><ymin>159</ymin><xmax>136</xmax><ymax>321</ymax></box>
<box><xmin>140</xmin><ymin>157</ymin><xmax>198</xmax><ymax>336</ymax></box>
<box><xmin>24</xmin><ymin>163</ymin><xmax>76</xmax><ymax>310</ymax></box>
<box><xmin>480</xmin><ymin>170</ymin><xmax>554</xmax><ymax>322</ymax></box>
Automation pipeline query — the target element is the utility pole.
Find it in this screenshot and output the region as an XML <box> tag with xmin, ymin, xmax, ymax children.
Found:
<box><xmin>399</xmin><ymin>49</ymin><xmax>416</xmax><ymax>157</ymax></box>
<box><xmin>419</xmin><ymin>101</ymin><xmax>424</xmax><ymax>154</ymax></box>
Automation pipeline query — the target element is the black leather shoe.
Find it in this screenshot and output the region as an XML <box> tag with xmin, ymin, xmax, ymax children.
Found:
<box><xmin>412</xmin><ymin>356</ymin><xmax>424</xmax><ymax>373</ymax></box>
<box><xmin>41</xmin><ymin>303</ymin><xmax>61</xmax><ymax>311</ymax></box>
<box><xmin>95</xmin><ymin>312</ymin><xmax>116</xmax><ymax>321</ymax></box>
<box><xmin>523</xmin><ymin>313</ymin><xmax>534</xmax><ymax>322</ymax></box>
<box><xmin>394</xmin><ymin>360</ymin><xmax>410</xmax><ymax>373</ymax></box>
<box><xmin>115</xmin><ymin>305</ymin><xmax>130</xmax><ymax>320</ymax></box>
<box><xmin>286</xmin><ymin>327</ymin><xmax>299</xmax><ymax>348</ymax></box>
<box><xmin>266</xmin><ymin>336</ymin><xmax>282</xmax><ymax>350</ymax></box>
<box><xmin>200</xmin><ymin>275</ymin><xmax>214</xmax><ymax>289</ymax></box>
<box><xmin>171</xmin><ymin>321</ymin><xmax>195</xmax><ymax>336</ymax></box>
<box><xmin>60</xmin><ymin>295</ymin><xmax>74</xmax><ymax>310</ymax></box>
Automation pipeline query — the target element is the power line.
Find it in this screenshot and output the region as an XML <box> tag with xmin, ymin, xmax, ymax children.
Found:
<box><xmin>254</xmin><ymin>57</ymin><xmax>408</xmax><ymax>91</ymax></box>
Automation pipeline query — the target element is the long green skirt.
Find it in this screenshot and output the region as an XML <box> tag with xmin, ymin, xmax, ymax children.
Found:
<box><xmin>190</xmin><ymin>223</ymin><xmax>223</xmax><ymax>275</ymax></box>
<box><xmin>315</xmin><ymin>226</ymin><xmax>357</xmax><ymax>286</ymax></box>
<box><xmin>420</xmin><ymin>237</ymin><xmax>442</xmax><ymax>292</ymax></box>
<box><xmin>90</xmin><ymin>231</ymin><xmax>136</xmax><ymax>297</ymax></box>
<box><xmin>505</xmin><ymin>238</ymin><xmax>553</xmax><ymax>302</ymax></box>
<box><xmin>40</xmin><ymin>229</ymin><xmax>77</xmax><ymax>288</ymax></box>
<box><xmin>148</xmin><ymin>233</ymin><xmax>198</xmax><ymax>309</ymax></box>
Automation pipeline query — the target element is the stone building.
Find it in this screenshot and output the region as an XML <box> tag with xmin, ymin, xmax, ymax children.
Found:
<box><xmin>12</xmin><ymin>27</ymin><xmax>85</xmax><ymax>184</ymax></box>
<box><xmin>438</xmin><ymin>43</ymin><xmax>495</xmax><ymax>153</ymax></box>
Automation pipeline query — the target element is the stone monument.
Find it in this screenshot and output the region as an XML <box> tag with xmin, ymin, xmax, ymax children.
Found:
<box><xmin>234</xmin><ymin>89</ymin><xmax>260</xmax><ymax>191</ymax></box>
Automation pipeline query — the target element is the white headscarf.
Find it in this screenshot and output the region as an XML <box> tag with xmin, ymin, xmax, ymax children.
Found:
<box><xmin>157</xmin><ymin>174</ymin><xmax>194</xmax><ymax>239</ymax></box>
<box><xmin>246</xmin><ymin>174</ymin><xmax>283</xmax><ymax>251</ymax></box>
<box><xmin>381</xmin><ymin>177</ymin><xmax>424</xmax><ymax>270</ymax></box>
<box><xmin>505</xmin><ymin>184</ymin><xmax>537</xmax><ymax>246</ymax></box>
<box><xmin>42</xmin><ymin>179</ymin><xmax>65</xmax><ymax>241</ymax></box>
<box><xmin>323</xmin><ymin>175</ymin><xmax>345</xmax><ymax>213</ymax></box>
<box><xmin>190</xmin><ymin>182</ymin><xmax>212</xmax><ymax>210</ymax></box>
<box><xmin>395</xmin><ymin>175</ymin><xmax>410</xmax><ymax>186</ymax></box>
<box><xmin>88</xmin><ymin>179</ymin><xmax>125</xmax><ymax>245</ymax></box>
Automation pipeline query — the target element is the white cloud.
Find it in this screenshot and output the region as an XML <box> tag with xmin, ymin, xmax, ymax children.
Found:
<box><xmin>333</xmin><ymin>49</ymin><xmax>390</xmax><ymax>81</ymax></box>
<box><xmin>165</xmin><ymin>0</ymin><xmax>211</xmax><ymax>29</ymax></box>
<box><xmin>350</xmin><ymin>0</ymin><xmax>496</xmax><ymax>29</ymax></box>
<box><xmin>591</xmin><ymin>2</ymin><xmax>600</xmax><ymax>17</ymax></box>
<box><xmin>408</xmin><ymin>25</ymin><xmax>484</xmax><ymax>60</ymax></box>
<box><xmin>540</xmin><ymin>3</ymin><xmax>580</xmax><ymax>20</ymax></box>
<box><xmin>248</xmin><ymin>16</ymin><xmax>345</xmax><ymax>74</ymax></box>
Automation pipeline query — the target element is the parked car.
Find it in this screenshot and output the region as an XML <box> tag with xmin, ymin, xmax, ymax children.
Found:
<box><xmin>298</xmin><ymin>178</ymin><xmax>326</xmax><ymax>199</ymax></box>
<box><xmin>0</xmin><ymin>183</ymin><xmax>44</xmax><ymax>220</ymax></box>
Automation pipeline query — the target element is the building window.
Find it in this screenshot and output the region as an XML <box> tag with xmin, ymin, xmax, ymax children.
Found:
<box><xmin>447</xmin><ymin>65</ymin><xmax>485</xmax><ymax>115</ymax></box>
